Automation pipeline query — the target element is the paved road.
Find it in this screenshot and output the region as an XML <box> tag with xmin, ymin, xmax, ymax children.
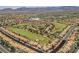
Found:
<box><xmin>0</xmin><ymin>27</ymin><xmax>44</xmax><ymax>53</ymax></box>
<box><xmin>63</xmin><ymin>24</ymin><xmax>76</xmax><ymax>41</ymax></box>
<box><xmin>50</xmin><ymin>24</ymin><xmax>77</xmax><ymax>53</ymax></box>
<box><xmin>0</xmin><ymin>45</ymin><xmax>9</xmax><ymax>53</ymax></box>
<box><xmin>0</xmin><ymin>24</ymin><xmax>77</xmax><ymax>53</ymax></box>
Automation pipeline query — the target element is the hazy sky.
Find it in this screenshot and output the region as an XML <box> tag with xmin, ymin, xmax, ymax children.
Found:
<box><xmin>0</xmin><ymin>6</ymin><xmax>22</xmax><ymax>9</ymax></box>
<box><xmin>0</xmin><ymin>0</ymin><xmax>79</xmax><ymax>9</ymax></box>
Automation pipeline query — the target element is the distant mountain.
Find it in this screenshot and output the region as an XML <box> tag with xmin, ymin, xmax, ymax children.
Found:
<box><xmin>0</xmin><ymin>6</ymin><xmax>79</xmax><ymax>12</ymax></box>
<box><xmin>1</xmin><ymin>8</ymin><xmax>14</xmax><ymax>11</ymax></box>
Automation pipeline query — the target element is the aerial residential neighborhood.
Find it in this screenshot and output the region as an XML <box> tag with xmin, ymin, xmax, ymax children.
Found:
<box><xmin>0</xmin><ymin>6</ymin><xmax>79</xmax><ymax>53</ymax></box>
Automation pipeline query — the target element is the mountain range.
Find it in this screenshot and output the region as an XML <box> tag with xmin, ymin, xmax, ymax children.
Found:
<box><xmin>0</xmin><ymin>6</ymin><xmax>79</xmax><ymax>12</ymax></box>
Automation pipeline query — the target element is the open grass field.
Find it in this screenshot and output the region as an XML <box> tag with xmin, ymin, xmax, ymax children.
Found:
<box><xmin>8</xmin><ymin>27</ymin><xmax>50</xmax><ymax>45</ymax></box>
<box><xmin>51</xmin><ymin>22</ymin><xmax>67</xmax><ymax>34</ymax></box>
<box><xmin>8</xmin><ymin>22</ymin><xmax>67</xmax><ymax>45</ymax></box>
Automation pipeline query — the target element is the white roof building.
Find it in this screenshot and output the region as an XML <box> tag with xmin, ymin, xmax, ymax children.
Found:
<box><xmin>29</xmin><ymin>17</ymin><xmax>40</xmax><ymax>21</ymax></box>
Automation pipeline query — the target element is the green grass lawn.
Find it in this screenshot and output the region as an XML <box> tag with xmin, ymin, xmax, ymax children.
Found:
<box><xmin>8</xmin><ymin>27</ymin><xmax>50</xmax><ymax>45</ymax></box>
<box><xmin>10</xmin><ymin>22</ymin><xmax>67</xmax><ymax>45</ymax></box>
<box><xmin>51</xmin><ymin>22</ymin><xmax>67</xmax><ymax>34</ymax></box>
